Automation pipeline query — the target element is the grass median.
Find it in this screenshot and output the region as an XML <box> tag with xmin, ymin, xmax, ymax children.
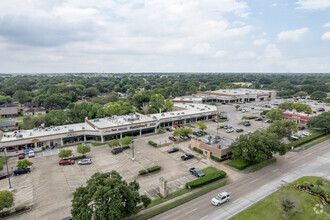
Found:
<box><xmin>136</xmin><ymin>180</ymin><xmax>227</xmax><ymax>220</ymax></box>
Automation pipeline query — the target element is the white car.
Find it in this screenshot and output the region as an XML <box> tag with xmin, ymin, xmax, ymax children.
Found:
<box><xmin>302</xmin><ymin>131</ymin><xmax>311</xmax><ymax>136</ymax></box>
<box><xmin>78</xmin><ymin>158</ymin><xmax>92</xmax><ymax>165</ymax></box>
<box><xmin>28</xmin><ymin>150</ymin><xmax>35</xmax><ymax>158</ymax></box>
<box><xmin>211</xmin><ymin>192</ymin><xmax>230</xmax><ymax>206</ymax></box>
<box><xmin>226</xmin><ymin>129</ymin><xmax>234</xmax><ymax>133</ymax></box>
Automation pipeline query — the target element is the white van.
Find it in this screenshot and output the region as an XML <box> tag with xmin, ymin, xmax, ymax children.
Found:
<box><xmin>28</xmin><ymin>150</ymin><xmax>35</xmax><ymax>158</ymax></box>
<box><xmin>211</xmin><ymin>192</ymin><xmax>230</xmax><ymax>206</ymax></box>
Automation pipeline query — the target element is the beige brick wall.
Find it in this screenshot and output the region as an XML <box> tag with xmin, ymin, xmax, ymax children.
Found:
<box><xmin>191</xmin><ymin>138</ymin><xmax>231</xmax><ymax>158</ymax></box>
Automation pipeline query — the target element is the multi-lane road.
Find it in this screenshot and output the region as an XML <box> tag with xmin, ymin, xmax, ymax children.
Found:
<box><xmin>153</xmin><ymin>139</ymin><xmax>330</xmax><ymax>220</ymax></box>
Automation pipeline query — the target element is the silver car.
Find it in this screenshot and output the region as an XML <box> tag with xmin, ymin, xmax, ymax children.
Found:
<box><xmin>78</xmin><ymin>158</ymin><xmax>92</xmax><ymax>165</ymax></box>
<box><xmin>211</xmin><ymin>192</ymin><xmax>230</xmax><ymax>206</ymax></box>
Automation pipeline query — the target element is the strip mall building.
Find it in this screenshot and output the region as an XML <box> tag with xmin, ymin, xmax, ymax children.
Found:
<box><xmin>0</xmin><ymin>103</ymin><xmax>218</xmax><ymax>152</ymax></box>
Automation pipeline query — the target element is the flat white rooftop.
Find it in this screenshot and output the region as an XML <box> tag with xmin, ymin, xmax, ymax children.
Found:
<box><xmin>207</xmin><ymin>89</ymin><xmax>273</xmax><ymax>95</ymax></box>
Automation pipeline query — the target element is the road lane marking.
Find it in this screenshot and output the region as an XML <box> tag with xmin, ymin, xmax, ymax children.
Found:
<box><xmin>185</xmin><ymin>208</ymin><xmax>197</xmax><ymax>215</ymax></box>
<box><xmin>249</xmin><ymin>179</ymin><xmax>258</xmax><ymax>184</ymax></box>
<box><xmin>272</xmin><ymin>168</ymin><xmax>279</xmax><ymax>173</ymax></box>
<box><xmin>200</xmin><ymin>215</ymin><xmax>208</xmax><ymax>220</ymax></box>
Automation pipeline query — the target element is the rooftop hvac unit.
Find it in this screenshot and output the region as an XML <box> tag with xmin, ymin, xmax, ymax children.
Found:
<box><xmin>33</xmin><ymin>128</ymin><xmax>38</xmax><ymax>131</ymax></box>
<box><xmin>82</xmin><ymin>127</ymin><xmax>85</xmax><ymax>129</ymax></box>
<box><xmin>93</xmin><ymin>119</ymin><xmax>99</xmax><ymax>122</ymax></box>
<box><xmin>68</xmin><ymin>129</ymin><xmax>74</xmax><ymax>132</ymax></box>
<box><xmin>161</xmin><ymin>114</ymin><xmax>165</xmax><ymax>116</ymax></box>
<box><xmin>30</xmin><ymin>132</ymin><xmax>32</xmax><ymax>136</ymax></box>
<box><xmin>152</xmin><ymin>116</ymin><xmax>157</xmax><ymax>119</ymax></box>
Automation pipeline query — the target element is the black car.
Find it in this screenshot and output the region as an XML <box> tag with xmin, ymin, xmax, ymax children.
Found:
<box><xmin>14</xmin><ymin>168</ymin><xmax>31</xmax><ymax>176</ymax></box>
<box><xmin>0</xmin><ymin>172</ymin><xmax>10</xmax><ymax>180</ymax></box>
<box><xmin>168</xmin><ymin>148</ymin><xmax>179</xmax><ymax>153</ymax></box>
<box><xmin>111</xmin><ymin>147</ymin><xmax>123</xmax><ymax>155</ymax></box>
<box><xmin>317</xmin><ymin>108</ymin><xmax>325</xmax><ymax>112</ymax></box>
<box><xmin>189</xmin><ymin>168</ymin><xmax>205</xmax><ymax>178</ymax></box>
<box><xmin>243</xmin><ymin>121</ymin><xmax>251</xmax><ymax>126</ymax></box>
<box><xmin>181</xmin><ymin>154</ymin><xmax>194</xmax><ymax>161</ymax></box>
<box><xmin>193</xmin><ymin>131</ymin><xmax>204</xmax><ymax>137</ymax></box>
<box><xmin>236</xmin><ymin>128</ymin><xmax>244</xmax><ymax>133</ymax></box>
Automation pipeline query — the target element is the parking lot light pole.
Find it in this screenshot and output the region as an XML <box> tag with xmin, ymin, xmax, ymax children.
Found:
<box><xmin>131</xmin><ymin>139</ymin><xmax>135</xmax><ymax>161</ymax></box>
<box><xmin>4</xmin><ymin>147</ymin><xmax>13</xmax><ymax>192</ymax></box>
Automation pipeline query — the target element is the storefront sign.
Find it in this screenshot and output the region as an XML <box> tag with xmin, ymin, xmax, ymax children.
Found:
<box><xmin>130</xmin><ymin>124</ymin><xmax>147</xmax><ymax>130</ymax></box>
<box><xmin>32</xmin><ymin>139</ymin><xmax>40</xmax><ymax>142</ymax></box>
<box><xmin>118</xmin><ymin>127</ymin><xmax>127</xmax><ymax>131</ymax></box>
<box><xmin>149</xmin><ymin>123</ymin><xmax>156</xmax><ymax>126</ymax></box>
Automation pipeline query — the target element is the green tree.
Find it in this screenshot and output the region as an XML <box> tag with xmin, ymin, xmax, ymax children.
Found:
<box><xmin>108</xmin><ymin>139</ymin><xmax>121</xmax><ymax>148</ymax></box>
<box><xmin>0</xmin><ymin>95</ymin><xmax>12</xmax><ymax>105</ymax></box>
<box><xmin>197</xmin><ymin>121</ymin><xmax>207</xmax><ymax>131</ymax></box>
<box><xmin>173</xmin><ymin>128</ymin><xmax>193</xmax><ymax>137</ymax></box>
<box><xmin>104</xmin><ymin>92</ymin><xmax>118</xmax><ymax>103</ymax></box>
<box><xmin>91</xmin><ymin>97</ymin><xmax>102</xmax><ymax>104</ymax></box>
<box><xmin>13</xmin><ymin>90</ymin><xmax>34</xmax><ymax>104</ymax></box>
<box><xmin>310</xmin><ymin>90</ymin><xmax>327</xmax><ymax>100</ymax></box>
<box><xmin>45</xmin><ymin>110</ymin><xmax>66</xmax><ymax>126</ymax></box>
<box><xmin>164</xmin><ymin>99</ymin><xmax>174</xmax><ymax>112</ymax></box>
<box><xmin>83</xmin><ymin>87</ymin><xmax>100</xmax><ymax>97</ymax></box>
<box><xmin>267</xmin><ymin>120</ymin><xmax>298</xmax><ymax>139</ymax></box>
<box><xmin>77</xmin><ymin>144</ymin><xmax>91</xmax><ymax>156</ymax></box>
<box><xmin>278</xmin><ymin>102</ymin><xmax>293</xmax><ymax>110</ymax></box>
<box><xmin>277</xmin><ymin>193</ymin><xmax>301</xmax><ymax>217</ymax></box>
<box><xmin>229</xmin><ymin>130</ymin><xmax>287</xmax><ymax>164</ymax></box>
<box><xmin>17</xmin><ymin>159</ymin><xmax>33</xmax><ymax>169</ymax></box>
<box><xmin>324</xmin><ymin>98</ymin><xmax>330</xmax><ymax>104</ymax></box>
<box><xmin>121</xmin><ymin>136</ymin><xmax>133</xmax><ymax>147</ymax></box>
<box><xmin>307</xmin><ymin>112</ymin><xmax>330</xmax><ymax>134</ymax></box>
<box><xmin>235</xmin><ymin>105</ymin><xmax>240</xmax><ymax>110</ymax></box>
<box><xmin>58</xmin><ymin>149</ymin><xmax>72</xmax><ymax>159</ymax></box>
<box><xmin>150</xmin><ymin>94</ymin><xmax>165</xmax><ymax>113</ymax></box>
<box><xmin>105</xmin><ymin>101</ymin><xmax>133</xmax><ymax>116</ymax></box>
<box><xmin>71</xmin><ymin>171</ymin><xmax>150</xmax><ymax>219</ymax></box>
<box><xmin>295</xmin><ymin>91</ymin><xmax>308</xmax><ymax>98</ymax></box>
<box><xmin>265</xmin><ymin>109</ymin><xmax>283</xmax><ymax>121</ymax></box>
<box><xmin>0</xmin><ymin>190</ymin><xmax>14</xmax><ymax>212</ymax></box>
<box><xmin>292</xmin><ymin>103</ymin><xmax>312</xmax><ymax>113</ymax></box>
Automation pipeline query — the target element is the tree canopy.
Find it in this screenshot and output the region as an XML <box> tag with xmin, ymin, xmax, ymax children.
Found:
<box><xmin>197</xmin><ymin>121</ymin><xmax>207</xmax><ymax>131</ymax></box>
<box><xmin>71</xmin><ymin>171</ymin><xmax>151</xmax><ymax>220</ymax></box>
<box><xmin>0</xmin><ymin>190</ymin><xmax>14</xmax><ymax>212</ymax></box>
<box><xmin>307</xmin><ymin>112</ymin><xmax>330</xmax><ymax>134</ymax></box>
<box><xmin>267</xmin><ymin>120</ymin><xmax>298</xmax><ymax>139</ymax></box>
<box><xmin>108</xmin><ymin>139</ymin><xmax>121</xmax><ymax>148</ymax></box>
<box><xmin>121</xmin><ymin>136</ymin><xmax>133</xmax><ymax>147</ymax></box>
<box><xmin>77</xmin><ymin>144</ymin><xmax>91</xmax><ymax>156</ymax></box>
<box><xmin>310</xmin><ymin>90</ymin><xmax>327</xmax><ymax>100</ymax></box>
<box><xmin>58</xmin><ymin>149</ymin><xmax>73</xmax><ymax>159</ymax></box>
<box><xmin>265</xmin><ymin>109</ymin><xmax>283</xmax><ymax>121</ymax></box>
<box><xmin>173</xmin><ymin>127</ymin><xmax>193</xmax><ymax>137</ymax></box>
<box><xmin>17</xmin><ymin>159</ymin><xmax>33</xmax><ymax>169</ymax></box>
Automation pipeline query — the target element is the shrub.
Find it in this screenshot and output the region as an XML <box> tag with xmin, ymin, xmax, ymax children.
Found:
<box><xmin>311</xmin><ymin>187</ymin><xmax>326</xmax><ymax>196</ymax></box>
<box><xmin>210</xmin><ymin>154</ymin><xmax>229</xmax><ymax>162</ymax></box>
<box><xmin>41</xmin><ymin>147</ymin><xmax>46</xmax><ymax>151</ymax></box>
<box><xmin>242</xmin><ymin>116</ymin><xmax>257</xmax><ymax>120</ymax></box>
<box><xmin>157</xmin><ymin>130</ymin><xmax>165</xmax><ymax>134</ymax></box>
<box><xmin>147</xmin><ymin>165</ymin><xmax>161</xmax><ymax>173</ymax></box>
<box><xmin>193</xmin><ymin>147</ymin><xmax>203</xmax><ymax>154</ymax></box>
<box><xmin>0</xmin><ymin>210</ymin><xmax>10</xmax><ymax>217</ymax></box>
<box><xmin>288</xmin><ymin>131</ymin><xmax>325</xmax><ymax>148</ymax></box>
<box><xmin>325</xmin><ymin>194</ymin><xmax>330</xmax><ymax>203</ymax></box>
<box><xmin>122</xmin><ymin>145</ymin><xmax>130</xmax><ymax>150</ymax></box>
<box><xmin>148</xmin><ymin>141</ymin><xmax>158</xmax><ymax>147</ymax></box>
<box><xmin>15</xmin><ymin>206</ymin><xmax>27</xmax><ymax>212</ymax></box>
<box><xmin>186</xmin><ymin>170</ymin><xmax>226</xmax><ymax>189</ymax></box>
<box><xmin>139</xmin><ymin>169</ymin><xmax>147</xmax><ymax>175</ymax></box>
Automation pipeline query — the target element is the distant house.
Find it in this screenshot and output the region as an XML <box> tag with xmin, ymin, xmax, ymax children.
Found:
<box><xmin>0</xmin><ymin>120</ymin><xmax>18</xmax><ymax>131</ymax></box>
<box><xmin>23</xmin><ymin>107</ymin><xmax>46</xmax><ymax>116</ymax></box>
<box><xmin>0</xmin><ymin>104</ymin><xmax>19</xmax><ymax>118</ymax></box>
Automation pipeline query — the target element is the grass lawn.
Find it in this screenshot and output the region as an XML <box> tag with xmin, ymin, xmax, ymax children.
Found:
<box><xmin>147</xmin><ymin>188</ymin><xmax>191</xmax><ymax>208</ymax></box>
<box><xmin>202</xmin><ymin>166</ymin><xmax>218</xmax><ymax>175</ymax></box>
<box><xmin>0</xmin><ymin>157</ymin><xmax>8</xmax><ymax>171</ymax></box>
<box><xmin>225</xmin><ymin>159</ymin><xmax>251</xmax><ymax>170</ymax></box>
<box><xmin>232</xmin><ymin>176</ymin><xmax>330</xmax><ymax>220</ymax></box>
<box><xmin>91</xmin><ymin>142</ymin><xmax>105</xmax><ymax>146</ymax></box>
<box><xmin>247</xmin><ymin>158</ymin><xmax>277</xmax><ymax>173</ymax></box>
<box><xmin>0</xmin><ymin>118</ymin><xmax>8</xmax><ymax>120</ymax></box>
<box><xmin>185</xmin><ymin>124</ymin><xmax>195</xmax><ymax>128</ymax></box>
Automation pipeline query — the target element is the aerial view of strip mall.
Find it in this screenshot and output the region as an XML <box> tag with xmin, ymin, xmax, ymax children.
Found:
<box><xmin>0</xmin><ymin>1</ymin><xmax>329</xmax><ymax>220</ymax></box>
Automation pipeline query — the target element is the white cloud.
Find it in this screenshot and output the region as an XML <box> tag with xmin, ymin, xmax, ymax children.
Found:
<box><xmin>265</xmin><ymin>44</ymin><xmax>281</xmax><ymax>59</ymax></box>
<box><xmin>321</xmin><ymin>32</ymin><xmax>330</xmax><ymax>40</ymax></box>
<box><xmin>235</xmin><ymin>51</ymin><xmax>256</xmax><ymax>59</ymax></box>
<box><xmin>191</xmin><ymin>43</ymin><xmax>214</xmax><ymax>55</ymax></box>
<box><xmin>278</xmin><ymin>27</ymin><xmax>309</xmax><ymax>41</ymax></box>
<box><xmin>271</xmin><ymin>3</ymin><xmax>278</xmax><ymax>7</ymax></box>
<box><xmin>214</xmin><ymin>50</ymin><xmax>227</xmax><ymax>57</ymax></box>
<box><xmin>323</xmin><ymin>22</ymin><xmax>330</xmax><ymax>28</ymax></box>
<box><xmin>296</xmin><ymin>0</ymin><xmax>330</xmax><ymax>10</ymax></box>
<box><xmin>253</xmin><ymin>39</ymin><xmax>268</xmax><ymax>45</ymax></box>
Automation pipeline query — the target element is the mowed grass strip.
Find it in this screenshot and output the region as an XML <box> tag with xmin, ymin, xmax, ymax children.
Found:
<box><xmin>247</xmin><ymin>158</ymin><xmax>277</xmax><ymax>173</ymax></box>
<box><xmin>232</xmin><ymin>176</ymin><xmax>330</xmax><ymax>220</ymax></box>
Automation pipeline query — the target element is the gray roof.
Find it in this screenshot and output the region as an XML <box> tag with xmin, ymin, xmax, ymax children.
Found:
<box><xmin>0</xmin><ymin>120</ymin><xmax>17</xmax><ymax>128</ymax></box>
<box><xmin>0</xmin><ymin>108</ymin><xmax>18</xmax><ymax>115</ymax></box>
<box><xmin>0</xmin><ymin>103</ymin><xmax>19</xmax><ymax>108</ymax></box>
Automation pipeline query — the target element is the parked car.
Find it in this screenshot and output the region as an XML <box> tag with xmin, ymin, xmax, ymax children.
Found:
<box><xmin>111</xmin><ymin>148</ymin><xmax>123</xmax><ymax>155</ymax></box>
<box><xmin>193</xmin><ymin>131</ymin><xmax>205</xmax><ymax>137</ymax></box>
<box><xmin>246</xmin><ymin>131</ymin><xmax>254</xmax><ymax>135</ymax></box>
<box><xmin>226</xmin><ymin>128</ymin><xmax>234</xmax><ymax>133</ymax></box>
<box><xmin>211</xmin><ymin>192</ymin><xmax>230</xmax><ymax>206</ymax></box>
<box><xmin>168</xmin><ymin>148</ymin><xmax>179</xmax><ymax>153</ymax></box>
<box><xmin>291</xmin><ymin>134</ymin><xmax>303</xmax><ymax>140</ymax></box>
<box><xmin>166</xmin><ymin>127</ymin><xmax>174</xmax><ymax>132</ymax></box>
<box><xmin>212</xmin><ymin>119</ymin><xmax>217</xmax><ymax>123</ymax></box>
<box><xmin>28</xmin><ymin>150</ymin><xmax>35</xmax><ymax>158</ymax></box>
<box><xmin>78</xmin><ymin>158</ymin><xmax>92</xmax><ymax>165</ymax></box>
<box><xmin>189</xmin><ymin>168</ymin><xmax>205</xmax><ymax>178</ymax></box>
<box><xmin>243</xmin><ymin>121</ymin><xmax>251</xmax><ymax>126</ymax></box>
<box><xmin>169</xmin><ymin>136</ymin><xmax>177</xmax><ymax>141</ymax></box>
<box><xmin>302</xmin><ymin>131</ymin><xmax>311</xmax><ymax>136</ymax></box>
<box><xmin>0</xmin><ymin>172</ymin><xmax>10</xmax><ymax>180</ymax></box>
<box><xmin>187</xmin><ymin>134</ymin><xmax>193</xmax><ymax>138</ymax></box>
<box><xmin>18</xmin><ymin>153</ymin><xmax>25</xmax><ymax>160</ymax></box>
<box><xmin>223</xmin><ymin>125</ymin><xmax>232</xmax><ymax>129</ymax></box>
<box><xmin>180</xmin><ymin>136</ymin><xmax>188</xmax><ymax>140</ymax></box>
<box><xmin>14</xmin><ymin>168</ymin><xmax>31</xmax><ymax>176</ymax></box>
<box><xmin>298</xmin><ymin>125</ymin><xmax>305</xmax><ymax>130</ymax></box>
<box><xmin>181</xmin><ymin>154</ymin><xmax>194</xmax><ymax>161</ymax></box>
<box><xmin>255</xmin><ymin>118</ymin><xmax>262</xmax><ymax>121</ymax></box>
<box><xmin>236</xmin><ymin>128</ymin><xmax>244</xmax><ymax>133</ymax></box>
<box><xmin>59</xmin><ymin>159</ymin><xmax>75</xmax><ymax>165</ymax></box>
<box><xmin>264</xmin><ymin>119</ymin><xmax>273</xmax><ymax>123</ymax></box>
<box><xmin>62</xmin><ymin>217</ymin><xmax>73</xmax><ymax>220</ymax></box>
<box><xmin>317</xmin><ymin>108</ymin><xmax>325</xmax><ymax>112</ymax></box>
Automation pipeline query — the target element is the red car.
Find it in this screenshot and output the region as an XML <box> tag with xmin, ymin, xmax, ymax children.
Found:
<box><xmin>212</xmin><ymin>119</ymin><xmax>217</xmax><ymax>123</ymax></box>
<box><xmin>168</xmin><ymin>136</ymin><xmax>177</xmax><ymax>141</ymax></box>
<box><xmin>298</xmin><ymin>125</ymin><xmax>305</xmax><ymax>130</ymax></box>
<box><xmin>18</xmin><ymin>153</ymin><xmax>25</xmax><ymax>160</ymax></box>
<box><xmin>59</xmin><ymin>159</ymin><xmax>75</xmax><ymax>165</ymax></box>
<box><xmin>255</xmin><ymin>118</ymin><xmax>262</xmax><ymax>121</ymax></box>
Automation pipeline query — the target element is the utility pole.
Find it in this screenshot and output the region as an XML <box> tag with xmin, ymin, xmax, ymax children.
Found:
<box><xmin>131</xmin><ymin>139</ymin><xmax>135</xmax><ymax>161</ymax></box>
<box><xmin>4</xmin><ymin>147</ymin><xmax>13</xmax><ymax>192</ymax></box>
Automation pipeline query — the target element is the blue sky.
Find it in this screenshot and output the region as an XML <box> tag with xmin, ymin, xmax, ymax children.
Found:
<box><xmin>0</xmin><ymin>0</ymin><xmax>329</xmax><ymax>73</ymax></box>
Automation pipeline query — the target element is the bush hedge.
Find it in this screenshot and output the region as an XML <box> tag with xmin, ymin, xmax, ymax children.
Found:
<box><xmin>193</xmin><ymin>147</ymin><xmax>203</xmax><ymax>154</ymax></box>
<box><xmin>148</xmin><ymin>141</ymin><xmax>158</xmax><ymax>147</ymax></box>
<box><xmin>122</xmin><ymin>146</ymin><xmax>130</xmax><ymax>150</ymax></box>
<box><xmin>242</xmin><ymin>116</ymin><xmax>257</xmax><ymax>120</ymax></box>
<box><xmin>210</xmin><ymin>154</ymin><xmax>229</xmax><ymax>162</ymax></box>
<box><xmin>288</xmin><ymin>131</ymin><xmax>325</xmax><ymax>148</ymax></box>
<box><xmin>15</xmin><ymin>206</ymin><xmax>27</xmax><ymax>212</ymax></box>
<box><xmin>0</xmin><ymin>210</ymin><xmax>10</xmax><ymax>217</ymax></box>
<box><xmin>139</xmin><ymin>165</ymin><xmax>161</xmax><ymax>175</ymax></box>
<box><xmin>185</xmin><ymin>170</ymin><xmax>226</xmax><ymax>189</ymax></box>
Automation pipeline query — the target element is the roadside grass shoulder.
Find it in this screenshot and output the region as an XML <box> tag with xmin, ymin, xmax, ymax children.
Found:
<box><xmin>232</xmin><ymin>176</ymin><xmax>330</xmax><ymax>220</ymax></box>
<box><xmin>225</xmin><ymin>159</ymin><xmax>251</xmax><ymax>170</ymax></box>
<box><xmin>247</xmin><ymin>158</ymin><xmax>276</xmax><ymax>173</ymax></box>
<box><xmin>136</xmin><ymin>180</ymin><xmax>227</xmax><ymax>220</ymax></box>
